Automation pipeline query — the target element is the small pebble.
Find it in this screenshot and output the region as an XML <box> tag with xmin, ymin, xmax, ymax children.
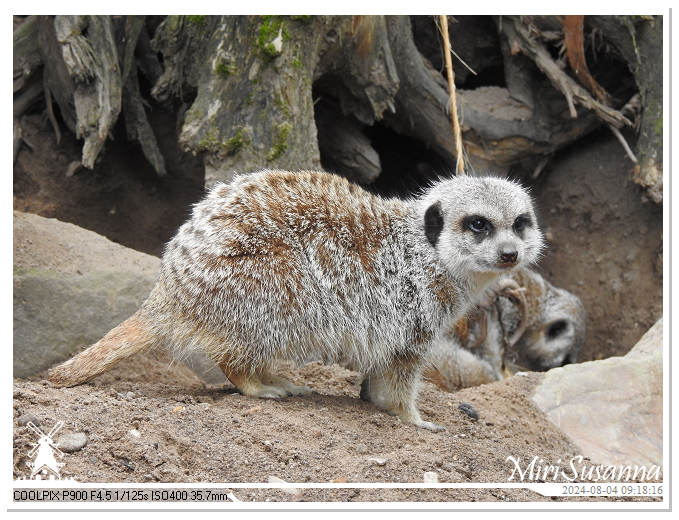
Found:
<box><xmin>17</xmin><ymin>414</ymin><xmax>40</xmax><ymax>427</ymax></box>
<box><xmin>125</xmin><ymin>391</ymin><xmax>136</xmax><ymax>400</ymax></box>
<box><xmin>244</xmin><ymin>405</ymin><xmax>262</xmax><ymax>416</ymax></box>
<box><xmin>458</xmin><ymin>402</ymin><xmax>479</xmax><ymax>420</ymax></box>
<box><xmin>119</xmin><ymin>458</ymin><xmax>135</xmax><ymax>471</ymax></box>
<box><xmin>423</xmin><ymin>471</ymin><xmax>439</xmax><ymax>483</ymax></box>
<box><xmin>267</xmin><ymin>476</ymin><xmax>300</xmax><ymax>497</ymax></box>
<box><xmin>57</xmin><ymin>432</ymin><xmax>88</xmax><ymax>453</ymax></box>
<box><xmin>368</xmin><ymin>457</ymin><xmax>386</xmax><ymax>466</ymax></box>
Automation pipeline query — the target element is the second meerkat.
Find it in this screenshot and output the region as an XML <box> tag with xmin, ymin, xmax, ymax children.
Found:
<box><xmin>49</xmin><ymin>170</ymin><xmax>543</xmax><ymax>431</ymax></box>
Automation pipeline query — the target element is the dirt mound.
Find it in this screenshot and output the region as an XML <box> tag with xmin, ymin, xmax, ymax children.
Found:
<box><xmin>12</xmin><ymin>352</ymin><xmax>548</xmax><ymax>485</ymax></box>
<box><xmin>13</xmin><ymin>349</ymin><xmax>658</xmax><ymax>503</ymax></box>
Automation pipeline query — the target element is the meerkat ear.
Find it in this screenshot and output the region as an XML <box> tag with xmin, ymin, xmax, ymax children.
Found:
<box><xmin>424</xmin><ymin>201</ymin><xmax>444</xmax><ymax>247</ymax></box>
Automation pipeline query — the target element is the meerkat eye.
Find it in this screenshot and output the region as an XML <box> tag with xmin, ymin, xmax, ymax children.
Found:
<box><xmin>463</xmin><ymin>215</ymin><xmax>491</xmax><ymax>235</ymax></box>
<box><xmin>513</xmin><ymin>214</ymin><xmax>532</xmax><ymax>234</ymax></box>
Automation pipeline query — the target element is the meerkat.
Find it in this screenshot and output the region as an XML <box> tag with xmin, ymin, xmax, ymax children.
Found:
<box><xmin>426</xmin><ymin>268</ymin><xmax>586</xmax><ymax>391</ymax></box>
<box><xmin>48</xmin><ymin>170</ymin><xmax>543</xmax><ymax>431</ymax></box>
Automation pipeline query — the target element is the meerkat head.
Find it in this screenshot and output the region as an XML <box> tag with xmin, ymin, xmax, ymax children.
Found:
<box><xmin>419</xmin><ymin>175</ymin><xmax>543</xmax><ymax>280</ymax></box>
<box><xmin>516</xmin><ymin>284</ymin><xmax>586</xmax><ymax>369</ymax></box>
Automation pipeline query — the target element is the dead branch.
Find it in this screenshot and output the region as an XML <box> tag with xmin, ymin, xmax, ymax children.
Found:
<box><xmin>502</xmin><ymin>15</ymin><xmax>632</xmax><ymax>129</ymax></box>
<box><xmin>561</xmin><ymin>15</ymin><xmax>613</xmax><ymax>105</ymax></box>
<box><xmin>54</xmin><ymin>15</ymin><xmax>123</xmax><ymax>169</ymax></box>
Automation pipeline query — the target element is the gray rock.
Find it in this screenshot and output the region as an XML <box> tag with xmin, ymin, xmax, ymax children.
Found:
<box><xmin>14</xmin><ymin>270</ymin><xmax>155</xmax><ymax>377</ymax></box>
<box><xmin>12</xmin><ymin>211</ymin><xmax>228</xmax><ymax>384</ymax></box>
<box><xmin>267</xmin><ymin>476</ymin><xmax>300</xmax><ymax>497</ymax></box>
<box><xmin>532</xmin><ymin>318</ymin><xmax>662</xmax><ymax>467</ymax></box>
<box><xmin>13</xmin><ymin>211</ymin><xmax>159</xmax><ymax>378</ymax></box>
<box><xmin>57</xmin><ymin>432</ymin><xmax>88</xmax><ymax>453</ymax></box>
<box><xmin>458</xmin><ymin>402</ymin><xmax>479</xmax><ymax>420</ymax></box>
<box><xmin>423</xmin><ymin>471</ymin><xmax>439</xmax><ymax>483</ymax></box>
<box><xmin>17</xmin><ymin>413</ymin><xmax>40</xmax><ymax>427</ymax></box>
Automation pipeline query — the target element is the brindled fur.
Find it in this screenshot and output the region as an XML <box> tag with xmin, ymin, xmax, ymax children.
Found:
<box><xmin>48</xmin><ymin>170</ymin><xmax>543</xmax><ymax>431</ymax></box>
<box><xmin>426</xmin><ymin>268</ymin><xmax>586</xmax><ymax>391</ymax></box>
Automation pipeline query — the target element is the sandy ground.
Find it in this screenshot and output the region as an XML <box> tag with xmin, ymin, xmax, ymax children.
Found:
<box><xmin>13</xmin><ymin>351</ymin><xmax>659</xmax><ymax>503</ymax></box>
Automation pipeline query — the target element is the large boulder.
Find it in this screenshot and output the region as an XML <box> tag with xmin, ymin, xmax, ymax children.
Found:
<box><xmin>13</xmin><ymin>211</ymin><xmax>160</xmax><ymax>377</ymax></box>
<box><xmin>12</xmin><ymin>211</ymin><xmax>240</xmax><ymax>384</ymax></box>
<box><xmin>531</xmin><ymin>319</ymin><xmax>662</xmax><ymax>467</ymax></box>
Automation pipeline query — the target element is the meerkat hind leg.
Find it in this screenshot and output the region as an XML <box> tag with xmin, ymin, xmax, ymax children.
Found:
<box><xmin>361</xmin><ymin>362</ymin><xmax>445</xmax><ymax>432</ymax></box>
<box><xmin>262</xmin><ymin>372</ymin><xmax>313</xmax><ymax>396</ymax></box>
<box><xmin>218</xmin><ymin>360</ymin><xmax>290</xmax><ymax>399</ymax></box>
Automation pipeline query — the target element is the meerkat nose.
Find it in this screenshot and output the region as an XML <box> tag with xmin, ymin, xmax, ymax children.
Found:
<box><xmin>498</xmin><ymin>246</ymin><xmax>518</xmax><ymax>265</ymax></box>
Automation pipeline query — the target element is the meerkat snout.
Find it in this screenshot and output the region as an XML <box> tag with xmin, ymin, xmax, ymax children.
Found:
<box><xmin>498</xmin><ymin>243</ymin><xmax>519</xmax><ymax>267</ymax></box>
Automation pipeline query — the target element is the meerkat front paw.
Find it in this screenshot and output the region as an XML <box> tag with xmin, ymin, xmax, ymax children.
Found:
<box><xmin>415</xmin><ymin>420</ymin><xmax>446</xmax><ymax>432</ymax></box>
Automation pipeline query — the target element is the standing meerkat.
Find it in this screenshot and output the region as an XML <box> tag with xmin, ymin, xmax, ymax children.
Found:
<box><xmin>48</xmin><ymin>170</ymin><xmax>543</xmax><ymax>431</ymax></box>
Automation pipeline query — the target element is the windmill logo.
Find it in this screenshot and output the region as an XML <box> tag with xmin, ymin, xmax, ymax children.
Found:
<box><xmin>24</xmin><ymin>421</ymin><xmax>66</xmax><ymax>480</ymax></box>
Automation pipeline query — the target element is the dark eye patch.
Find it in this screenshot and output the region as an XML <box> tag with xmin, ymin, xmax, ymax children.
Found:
<box><xmin>424</xmin><ymin>201</ymin><xmax>444</xmax><ymax>247</ymax></box>
<box><xmin>547</xmin><ymin>319</ymin><xmax>568</xmax><ymax>339</ymax></box>
<box><xmin>513</xmin><ymin>213</ymin><xmax>532</xmax><ymax>235</ymax></box>
<box><xmin>462</xmin><ymin>215</ymin><xmax>493</xmax><ymax>236</ymax></box>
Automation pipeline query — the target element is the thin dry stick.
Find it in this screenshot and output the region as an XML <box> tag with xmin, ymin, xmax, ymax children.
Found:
<box><xmin>439</xmin><ymin>15</ymin><xmax>465</xmax><ymax>175</ymax></box>
<box><xmin>608</xmin><ymin>124</ymin><xmax>638</xmax><ymax>164</ymax></box>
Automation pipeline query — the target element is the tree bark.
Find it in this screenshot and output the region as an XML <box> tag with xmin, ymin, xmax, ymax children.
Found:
<box><xmin>15</xmin><ymin>15</ymin><xmax>663</xmax><ymax>199</ymax></box>
<box><xmin>589</xmin><ymin>16</ymin><xmax>663</xmax><ymax>204</ymax></box>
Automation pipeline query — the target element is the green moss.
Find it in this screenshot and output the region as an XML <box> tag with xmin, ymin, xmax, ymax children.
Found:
<box><xmin>196</xmin><ymin>127</ymin><xmax>221</xmax><ymax>153</ymax></box>
<box><xmin>291</xmin><ymin>56</ymin><xmax>303</xmax><ymax>69</ymax></box>
<box><xmin>654</xmin><ymin>117</ymin><xmax>663</xmax><ymax>137</ymax></box>
<box><xmin>290</xmin><ymin>15</ymin><xmax>311</xmax><ymax>23</ymax></box>
<box><xmin>257</xmin><ymin>16</ymin><xmax>286</xmax><ymax>60</ymax></box>
<box><xmin>185</xmin><ymin>15</ymin><xmax>208</xmax><ymax>37</ymax></box>
<box><xmin>267</xmin><ymin>122</ymin><xmax>292</xmax><ymax>161</ymax></box>
<box><xmin>223</xmin><ymin>128</ymin><xmax>250</xmax><ymax>155</ymax></box>
<box><xmin>273</xmin><ymin>93</ymin><xmax>291</xmax><ymax>119</ymax></box>
<box><xmin>197</xmin><ymin>126</ymin><xmax>250</xmax><ymax>156</ymax></box>
<box><xmin>214</xmin><ymin>59</ymin><xmax>237</xmax><ymax>78</ymax></box>
<box><xmin>186</xmin><ymin>15</ymin><xmax>207</xmax><ymax>27</ymax></box>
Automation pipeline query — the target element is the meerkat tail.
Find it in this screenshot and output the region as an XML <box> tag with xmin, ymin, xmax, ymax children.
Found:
<box><xmin>48</xmin><ymin>310</ymin><xmax>156</xmax><ymax>387</ymax></box>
